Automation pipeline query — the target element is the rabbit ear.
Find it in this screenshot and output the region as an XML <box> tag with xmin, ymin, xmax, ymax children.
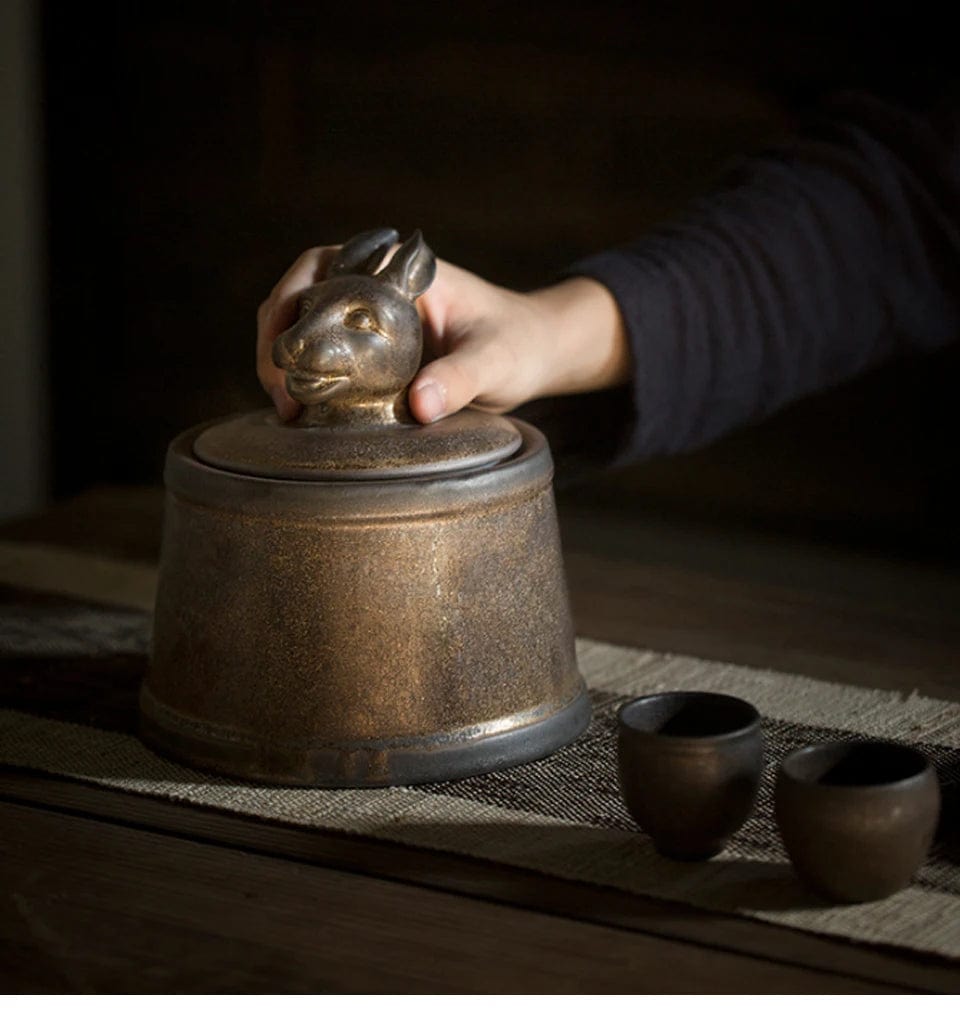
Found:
<box><xmin>379</xmin><ymin>230</ymin><xmax>436</xmax><ymax>300</ymax></box>
<box><xmin>327</xmin><ymin>227</ymin><xmax>400</xmax><ymax>278</ymax></box>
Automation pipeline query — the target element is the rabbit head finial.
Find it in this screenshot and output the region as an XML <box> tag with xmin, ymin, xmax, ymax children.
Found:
<box><xmin>272</xmin><ymin>228</ymin><xmax>436</xmax><ymax>427</ymax></box>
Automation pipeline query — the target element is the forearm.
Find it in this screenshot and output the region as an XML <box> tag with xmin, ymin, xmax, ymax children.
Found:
<box><xmin>568</xmin><ymin>92</ymin><xmax>960</xmax><ymax>461</ymax></box>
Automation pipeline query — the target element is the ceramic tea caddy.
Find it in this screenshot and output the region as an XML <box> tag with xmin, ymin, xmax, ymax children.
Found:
<box><xmin>142</xmin><ymin>228</ymin><xmax>590</xmax><ymax>787</ymax></box>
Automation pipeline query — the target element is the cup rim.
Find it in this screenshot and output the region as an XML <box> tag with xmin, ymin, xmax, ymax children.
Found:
<box><xmin>617</xmin><ymin>690</ymin><xmax>761</xmax><ymax>743</ymax></box>
<box><xmin>779</xmin><ymin>739</ymin><xmax>933</xmax><ymax>791</ymax></box>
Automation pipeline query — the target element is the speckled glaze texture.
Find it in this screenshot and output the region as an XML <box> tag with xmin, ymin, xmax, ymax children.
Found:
<box><xmin>143</xmin><ymin>228</ymin><xmax>587</xmax><ymax>786</ymax></box>
<box><xmin>617</xmin><ymin>692</ymin><xmax>764</xmax><ymax>860</ymax></box>
<box><xmin>193</xmin><ymin>406</ymin><xmax>522</xmax><ymax>480</ymax></box>
<box><xmin>775</xmin><ymin>741</ymin><xmax>941</xmax><ymax>902</ymax></box>
<box><xmin>143</xmin><ymin>419</ymin><xmax>587</xmax><ymax>786</ymax></box>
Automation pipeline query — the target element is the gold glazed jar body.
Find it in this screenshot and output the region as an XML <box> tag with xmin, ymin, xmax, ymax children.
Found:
<box><xmin>144</xmin><ymin>419</ymin><xmax>588</xmax><ymax>786</ymax></box>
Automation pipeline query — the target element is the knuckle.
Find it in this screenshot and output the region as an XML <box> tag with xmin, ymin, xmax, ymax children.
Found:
<box><xmin>295</xmin><ymin>245</ymin><xmax>323</xmax><ymax>269</ymax></box>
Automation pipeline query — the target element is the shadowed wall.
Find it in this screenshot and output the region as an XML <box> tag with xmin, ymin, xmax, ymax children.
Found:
<box><xmin>40</xmin><ymin>1</ymin><xmax>960</xmax><ymax>556</ymax></box>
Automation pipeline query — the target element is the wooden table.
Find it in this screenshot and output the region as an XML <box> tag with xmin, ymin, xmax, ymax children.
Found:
<box><xmin>2</xmin><ymin>487</ymin><xmax>959</xmax><ymax>993</ymax></box>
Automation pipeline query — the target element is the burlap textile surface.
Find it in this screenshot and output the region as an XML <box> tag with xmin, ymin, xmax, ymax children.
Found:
<box><xmin>1</xmin><ymin>542</ymin><xmax>958</xmax><ymax>959</ymax></box>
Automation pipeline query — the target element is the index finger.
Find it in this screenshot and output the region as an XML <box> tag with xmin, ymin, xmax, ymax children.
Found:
<box><xmin>256</xmin><ymin>245</ymin><xmax>338</xmax><ymax>417</ymax></box>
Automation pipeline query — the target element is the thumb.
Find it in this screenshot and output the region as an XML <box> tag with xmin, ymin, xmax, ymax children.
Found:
<box><xmin>408</xmin><ymin>343</ymin><xmax>493</xmax><ymax>423</ymax></box>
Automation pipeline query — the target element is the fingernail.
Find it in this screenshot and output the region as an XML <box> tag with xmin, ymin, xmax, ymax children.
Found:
<box><xmin>412</xmin><ymin>379</ymin><xmax>445</xmax><ymax>422</ymax></box>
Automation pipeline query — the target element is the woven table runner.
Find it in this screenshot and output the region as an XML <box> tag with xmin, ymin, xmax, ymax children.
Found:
<box><xmin>1</xmin><ymin>541</ymin><xmax>958</xmax><ymax>959</ymax></box>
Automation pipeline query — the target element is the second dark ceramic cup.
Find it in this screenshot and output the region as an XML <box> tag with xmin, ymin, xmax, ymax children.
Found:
<box><xmin>617</xmin><ymin>691</ymin><xmax>764</xmax><ymax>860</ymax></box>
<box><xmin>775</xmin><ymin>740</ymin><xmax>941</xmax><ymax>903</ymax></box>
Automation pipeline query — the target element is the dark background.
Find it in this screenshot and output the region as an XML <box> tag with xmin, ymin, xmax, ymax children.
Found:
<box><xmin>38</xmin><ymin>0</ymin><xmax>960</xmax><ymax>558</ymax></box>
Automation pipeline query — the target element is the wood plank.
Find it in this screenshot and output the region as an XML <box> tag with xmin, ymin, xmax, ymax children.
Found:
<box><xmin>564</xmin><ymin>547</ymin><xmax>960</xmax><ymax>701</ymax></box>
<box><xmin>0</xmin><ymin>800</ymin><xmax>908</xmax><ymax>994</ymax></box>
<box><xmin>4</xmin><ymin>488</ymin><xmax>960</xmax><ymax>991</ymax></box>
<box><xmin>559</xmin><ymin>506</ymin><xmax>960</xmax><ymax>702</ymax></box>
<box><xmin>1</xmin><ymin>769</ymin><xmax>956</xmax><ymax>993</ymax></box>
<box><xmin>0</xmin><ymin>486</ymin><xmax>164</xmax><ymax>563</ymax></box>
<box><xmin>7</xmin><ymin>487</ymin><xmax>960</xmax><ymax>702</ymax></box>
<box><xmin>7</xmin><ymin>486</ymin><xmax>960</xmax><ymax>674</ymax></box>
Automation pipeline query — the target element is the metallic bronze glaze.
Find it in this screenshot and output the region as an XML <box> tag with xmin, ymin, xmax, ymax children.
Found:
<box><xmin>272</xmin><ymin>228</ymin><xmax>435</xmax><ymax>428</ymax></box>
<box><xmin>617</xmin><ymin>692</ymin><xmax>764</xmax><ymax>860</ymax></box>
<box><xmin>142</xmin><ymin>228</ymin><xmax>589</xmax><ymax>786</ymax></box>
<box><xmin>145</xmin><ymin>420</ymin><xmax>586</xmax><ymax>785</ymax></box>
<box><xmin>775</xmin><ymin>741</ymin><xmax>941</xmax><ymax>902</ymax></box>
<box><xmin>192</xmin><ymin>407</ymin><xmax>522</xmax><ymax>480</ymax></box>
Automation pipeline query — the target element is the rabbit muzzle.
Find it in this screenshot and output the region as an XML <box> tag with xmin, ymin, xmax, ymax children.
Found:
<box><xmin>273</xmin><ymin>323</ymin><xmax>352</xmax><ymax>405</ymax></box>
<box><xmin>285</xmin><ymin>370</ymin><xmax>350</xmax><ymax>405</ymax></box>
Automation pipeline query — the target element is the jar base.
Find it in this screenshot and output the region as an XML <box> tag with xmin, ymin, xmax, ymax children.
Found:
<box><xmin>139</xmin><ymin>685</ymin><xmax>592</xmax><ymax>787</ymax></box>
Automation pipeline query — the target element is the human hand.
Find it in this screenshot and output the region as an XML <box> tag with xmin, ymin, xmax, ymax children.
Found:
<box><xmin>257</xmin><ymin>244</ymin><xmax>630</xmax><ymax>424</ymax></box>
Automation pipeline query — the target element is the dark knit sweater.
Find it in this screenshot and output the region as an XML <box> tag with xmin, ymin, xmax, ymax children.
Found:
<box><xmin>566</xmin><ymin>90</ymin><xmax>960</xmax><ymax>462</ymax></box>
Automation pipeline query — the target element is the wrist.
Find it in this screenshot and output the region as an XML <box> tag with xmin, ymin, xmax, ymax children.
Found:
<box><xmin>526</xmin><ymin>277</ymin><xmax>631</xmax><ymax>398</ymax></box>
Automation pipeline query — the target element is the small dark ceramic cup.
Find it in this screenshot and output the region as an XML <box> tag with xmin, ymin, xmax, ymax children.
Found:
<box><xmin>775</xmin><ymin>740</ymin><xmax>941</xmax><ymax>903</ymax></box>
<box><xmin>617</xmin><ymin>692</ymin><xmax>764</xmax><ymax>860</ymax></box>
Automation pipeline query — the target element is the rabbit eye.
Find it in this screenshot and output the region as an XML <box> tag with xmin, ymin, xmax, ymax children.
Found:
<box><xmin>298</xmin><ymin>297</ymin><xmax>314</xmax><ymax>317</ymax></box>
<box><xmin>344</xmin><ymin>307</ymin><xmax>376</xmax><ymax>331</ymax></box>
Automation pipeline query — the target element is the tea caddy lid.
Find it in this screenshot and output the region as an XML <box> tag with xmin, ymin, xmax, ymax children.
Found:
<box><xmin>192</xmin><ymin>228</ymin><xmax>522</xmax><ymax>482</ymax></box>
<box><xmin>193</xmin><ymin>406</ymin><xmax>521</xmax><ymax>481</ymax></box>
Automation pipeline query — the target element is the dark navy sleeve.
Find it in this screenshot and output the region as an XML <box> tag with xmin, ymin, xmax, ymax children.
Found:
<box><xmin>566</xmin><ymin>91</ymin><xmax>960</xmax><ymax>462</ymax></box>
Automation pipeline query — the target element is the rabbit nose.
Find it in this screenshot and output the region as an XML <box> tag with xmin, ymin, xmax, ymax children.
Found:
<box><xmin>299</xmin><ymin>338</ymin><xmax>344</xmax><ymax>375</ymax></box>
<box><xmin>272</xmin><ymin>328</ymin><xmax>302</xmax><ymax>369</ymax></box>
<box><xmin>273</xmin><ymin>322</ymin><xmax>338</xmax><ymax>371</ymax></box>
